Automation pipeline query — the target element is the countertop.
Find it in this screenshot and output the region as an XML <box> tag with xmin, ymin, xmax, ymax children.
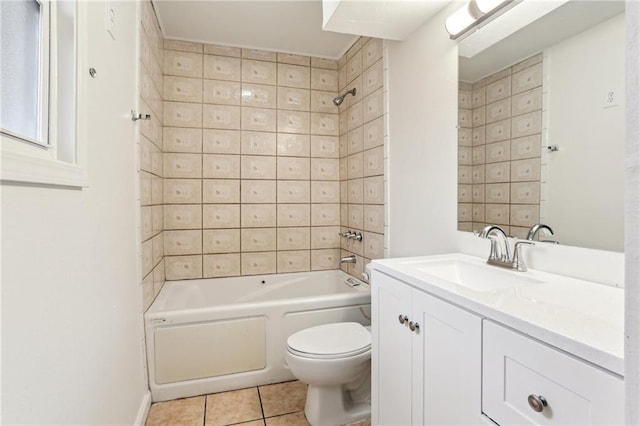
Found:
<box><xmin>371</xmin><ymin>253</ymin><xmax>624</xmax><ymax>376</ymax></box>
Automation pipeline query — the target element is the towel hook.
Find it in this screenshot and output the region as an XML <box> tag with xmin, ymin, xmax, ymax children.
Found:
<box><xmin>131</xmin><ymin>110</ymin><xmax>151</xmax><ymax>122</ymax></box>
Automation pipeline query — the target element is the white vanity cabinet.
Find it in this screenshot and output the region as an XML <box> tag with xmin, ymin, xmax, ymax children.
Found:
<box><xmin>372</xmin><ymin>270</ymin><xmax>483</xmax><ymax>426</ymax></box>
<box><xmin>371</xmin><ymin>264</ymin><xmax>624</xmax><ymax>425</ymax></box>
<box><xmin>482</xmin><ymin>321</ymin><xmax>624</xmax><ymax>426</ymax></box>
<box><xmin>371</xmin><ymin>254</ymin><xmax>624</xmax><ymax>426</ymax></box>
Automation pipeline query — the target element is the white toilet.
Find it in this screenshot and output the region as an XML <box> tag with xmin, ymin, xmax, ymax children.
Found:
<box><xmin>285</xmin><ymin>322</ymin><xmax>371</xmax><ymax>426</ymax></box>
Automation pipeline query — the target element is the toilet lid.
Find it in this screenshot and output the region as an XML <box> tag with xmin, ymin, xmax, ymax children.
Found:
<box><xmin>287</xmin><ymin>322</ymin><xmax>371</xmax><ymax>359</ymax></box>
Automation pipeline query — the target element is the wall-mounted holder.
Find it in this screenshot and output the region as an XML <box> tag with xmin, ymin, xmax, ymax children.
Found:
<box><xmin>131</xmin><ymin>110</ymin><xmax>151</xmax><ymax>121</ymax></box>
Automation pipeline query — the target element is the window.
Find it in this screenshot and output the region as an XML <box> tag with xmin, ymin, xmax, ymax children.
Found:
<box><xmin>0</xmin><ymin>0</ymin><xmax>48</xmax><ymax>145</ymax></box>
<box><xmin>0</xmin><ymin>1</ymin><xmax>87</xmax><ymax>187</ymax></box>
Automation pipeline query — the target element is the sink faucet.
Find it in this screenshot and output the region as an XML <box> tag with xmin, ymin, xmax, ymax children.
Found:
<box><xmin>478</xmin><ymin>225</ymin><xmax>535</xmax><ymax>272</ymax></box>
<box><xmin>341</xmin><ymin>255</ymin><xmax>357</xmax><ymax>264</ymax></box>
<box><xmin>478</xmin><ymin>225</ymin><xmax>511</xmax><ymax>262</ymax></box>
<box><xmin>527</xmin><ymin>223</ymin><xmax>554</xmax><ymax>241</ymax></box>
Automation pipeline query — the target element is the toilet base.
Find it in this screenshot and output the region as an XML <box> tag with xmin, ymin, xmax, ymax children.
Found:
<box><xmin>304</xmin><ymin>384</ymin><xmax>371</xmax><ymax>426</ymax></box>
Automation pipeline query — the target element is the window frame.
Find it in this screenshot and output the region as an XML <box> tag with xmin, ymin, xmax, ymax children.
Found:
<box><xmin>0</xmin><ymin>0</ymin><xmax>88</xmax><ymax>188</ymax></box>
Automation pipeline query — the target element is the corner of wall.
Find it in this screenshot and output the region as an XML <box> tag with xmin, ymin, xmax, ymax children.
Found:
<box><xmin>624</xmin><ymin>0</ymin><xmax>640</xmax><ymax>422</ymax></box>
<box><xmin>134</xmin><ymin>391</ymin><xmax>152</xmax><ymax>426</ymax></box>
<box><xmin>337</xmin><ymin>36</ymin><xmax>387</xmax><ymax>280</ymax></box>
<box><xmin>138</xmin><ymin>0</ymin><xmax>166</xmax><ymax>312</ymax></box>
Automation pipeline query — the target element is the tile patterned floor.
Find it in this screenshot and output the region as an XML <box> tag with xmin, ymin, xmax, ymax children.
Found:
<box><xmin>145</xmin><ymin>380</ymin><xmax>371</xmax><ymax>426</ymax></box>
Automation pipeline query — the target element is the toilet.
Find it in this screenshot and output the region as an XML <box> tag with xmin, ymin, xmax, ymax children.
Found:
<box><xmin>285</xmin><ymin>322</ymin><xmax>371</xmax><ymax>426</ymax></box>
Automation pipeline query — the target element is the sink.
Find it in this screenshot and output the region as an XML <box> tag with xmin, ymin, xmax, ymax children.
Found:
<box><xmin>401</xmin><ymin>257</ymin><xmax>544</xmax><ymax>292</ymax></box>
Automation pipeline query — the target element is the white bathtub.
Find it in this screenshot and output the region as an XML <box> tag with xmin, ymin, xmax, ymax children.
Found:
<box><xmin>145</xmin><ymin>269</ymin><xmax>371</xmax><ymax>402</ymax></box>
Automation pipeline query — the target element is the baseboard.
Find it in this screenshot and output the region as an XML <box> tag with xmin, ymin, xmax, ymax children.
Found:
<box><xmin>134</xmin><ymin>391</ymin><xmax>152</xmax><ymax>426</ymax></box>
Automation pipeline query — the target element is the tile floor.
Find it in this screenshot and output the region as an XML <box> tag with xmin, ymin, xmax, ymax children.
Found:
<box><xmin>145</xmin><ymin>380</ymin><xmax>371</xmax><ymax>426</ymax></box>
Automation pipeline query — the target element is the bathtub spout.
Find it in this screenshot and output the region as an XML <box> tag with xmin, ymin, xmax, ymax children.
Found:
<box><xmin>341</xmin><ymin>255</ymin><xmax>357</xmax><ymax>264</ymax></box>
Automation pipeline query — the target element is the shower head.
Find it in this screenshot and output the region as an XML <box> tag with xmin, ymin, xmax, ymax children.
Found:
<box><xmin>333</xmin><ymin>88</ymin><xmax>357</xmax><ymax>106</ymax></box>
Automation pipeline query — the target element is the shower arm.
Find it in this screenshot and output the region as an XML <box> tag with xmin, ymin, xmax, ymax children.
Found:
<box><xmin>333</xmin><ymin>88</ymin><xmax>357</xmax><ymax>106</ymax></box>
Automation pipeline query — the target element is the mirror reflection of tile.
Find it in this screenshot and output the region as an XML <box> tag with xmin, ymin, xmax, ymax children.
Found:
<box><xmin>458</xmin><ymin>53</ymin><xmax>543</xmax><ymax>240</ymax></box>
<box><xmin>457</xmin><ymin>8</ymin><xmax>625</xmax><ymax>252</ymax></box>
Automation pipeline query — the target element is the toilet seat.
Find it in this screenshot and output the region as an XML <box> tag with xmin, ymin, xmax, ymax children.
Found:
<box><xmin>287</xmin><ymin>322</ymin><xmax>371</xmax><ymax>360</ymax></box>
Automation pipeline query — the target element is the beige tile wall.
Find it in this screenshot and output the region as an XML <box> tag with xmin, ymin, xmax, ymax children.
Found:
<box><xmin>137</xmin><ymin>18</ymin><xmax>386</xmax><ymax>286</ymax></box>
<box><xmin>337</xmin><ymin>37</ymin><xmax>386</xmax><ymax>279</ymax></box>
<box><xmin>139</xmin><ymin>1</ymin><xmax>166</xmax><ymax>310</ymax></box>
<box><xmin>162</xmin><ymin>41</ymin><xmax>349</xmax><ymax>279</ymax></box>
<box><xmin>458</xmin><ymin>53</ymin><xmax>543</xmax><ymax>238</ymax></box>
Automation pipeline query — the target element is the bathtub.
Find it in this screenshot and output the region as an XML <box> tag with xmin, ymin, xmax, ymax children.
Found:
<box><xmin>145</xmin><ymin>269</ymin><xmax>371</xmax><ymax>402</ymax></box>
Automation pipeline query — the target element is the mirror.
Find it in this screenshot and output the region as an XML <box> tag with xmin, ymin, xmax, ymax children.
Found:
<box><xmin>457</xmin><ymin>0</ymin><xmax>625</xmax><ymax>252</ymax></box>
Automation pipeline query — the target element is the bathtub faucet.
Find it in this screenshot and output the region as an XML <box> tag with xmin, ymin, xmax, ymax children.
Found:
<box><xmin>340</xmin><ymin>255</ymin><xmax>357</xmax><ymax>264</ymax></box>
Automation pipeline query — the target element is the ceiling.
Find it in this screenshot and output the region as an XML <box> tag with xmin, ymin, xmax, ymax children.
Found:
<box><xmin>152</xmin><ymin>0</ymin><xmax>360</xmax><ymax>59</ymax></box>
<box><xmin>323</xmin><ymin>0</ymin><xmax>450</xmax><ymax>41</ymax></box>
<box><xmin>153</xmin><ymin>0</ymin><xmax>451</xmax><ymax>59</ymax></box>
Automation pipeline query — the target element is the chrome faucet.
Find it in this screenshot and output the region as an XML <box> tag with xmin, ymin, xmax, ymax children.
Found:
<box><xmin>478</xmin><ymin>225</ymin><xmax>511</xmax><ymax>262</ymax></box>
<box><xmin>478</xmin><ymin>225</ymin><xmax>535</xmax><ymax>272</ymax></box>
<box><xmin>340</xmin><ymin>255</ymin><xmax>357</xmax><ymax>264</ymax></box>
<box><xmin>527</xmin><ymin>223</ymin><xmax>554</xmax><ymax>241</ymax></box>
<box><xmin>338</xmin><ymin>230</ymin><xmax>363</xmax><ymax>241</ymax></box>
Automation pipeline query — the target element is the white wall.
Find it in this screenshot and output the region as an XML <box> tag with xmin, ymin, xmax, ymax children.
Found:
<box><xmin>542</xmin><ymin>13</ymin><xmax>625</xmax><ymax>252</ymax></box>
<box><xmin>1</xmin><ymin>2</ymin><xmax>149</xmax><ymax>424</ymax></box>
<box><xmin>386</xmin><ymin>3</ymin><xmax>460</xmax><ymax>257</ymax></box>
<box><xmin>625</xmin><ymin>2</ymin><xmax>640</xmax><ymax>423</ymax></box>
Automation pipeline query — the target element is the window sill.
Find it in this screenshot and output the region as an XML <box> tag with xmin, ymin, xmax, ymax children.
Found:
<box><xmin>1</xmin><ymin>147</ymin><xmax>88</xmax><ymax>188</ymax></box>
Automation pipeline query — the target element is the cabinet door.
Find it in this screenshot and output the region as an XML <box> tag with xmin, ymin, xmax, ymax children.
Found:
<box><xmin>483</xmin><ymin>321</ymin><xmax>624</xmax><ymax>425</ymax></box>
<box><xmin>412</xmin><ymin>291</ymin><xmax>483</xmax><ymax>426</ymax></box>
<box><xmin>372</xmin><ymin>271</ymin><xmax>414</xmax><ymax>426</ymax></box>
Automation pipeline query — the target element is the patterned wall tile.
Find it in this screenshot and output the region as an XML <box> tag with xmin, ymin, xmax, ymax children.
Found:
<box><xmin>157</xmin><ymin>37</ymin><xmax>384</xmax><ymax>281</ymax></box>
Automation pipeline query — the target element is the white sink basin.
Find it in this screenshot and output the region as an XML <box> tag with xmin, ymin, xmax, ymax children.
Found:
<box><xmin>401</xmin><ymin>258</ymin><xmax>544</xmax><ymax>292</ymax></box>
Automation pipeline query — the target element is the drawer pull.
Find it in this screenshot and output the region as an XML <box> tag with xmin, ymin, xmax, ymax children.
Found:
<box><xmin>409</xmin><ymin>321</ymin><xmax>419</xmax><ymax>332</ymax></box>
<box><xmin>527</xmin><ymin>395</ymin><xmax>548</xmax><ymax>412</ymax></box>
<box><xmin>398</xmin><ymin>315</ymin><xmax>408</xmax><ymax>324</ymax></box>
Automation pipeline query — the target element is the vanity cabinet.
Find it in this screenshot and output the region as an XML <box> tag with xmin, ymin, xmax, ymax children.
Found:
<box><xmin>372</xmin><ymin>270</ymin><xmax>483</xmax><ymax>425</ymax></box>
<box><xmin>482</xmin><ymin>321</ymin><xmax>624</xmax><ymax>426</ymax></box>
<box><xmin>372</xmin><ymin>268</ymin><xmax>624</xmax><ymax>425</ymax></box>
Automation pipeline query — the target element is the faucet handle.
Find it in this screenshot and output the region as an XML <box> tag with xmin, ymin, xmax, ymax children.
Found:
<box><xmin>513</xmin><ymin>241</ymin><xmax>535</xmax><ymax>272</ymax></box>
<box><xmin>349</xmin><ymin>232</ymin><xmax>363</xmax><ymax>241</ymax></box>
<box><xmin>515</xmin><ymin>241</ymin><xmax>535</xmax><ymax>248</ymax></box>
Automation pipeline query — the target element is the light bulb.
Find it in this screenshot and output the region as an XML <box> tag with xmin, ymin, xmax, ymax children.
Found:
<box><xmin>445</xmin><ymin>3</ymin><xmax>477</xmax><ymax>36</ymax></box>
<box><xmin>474</xmin><ymin>0</ymin><xmax>508</xmax><ymax>14</ymax></box>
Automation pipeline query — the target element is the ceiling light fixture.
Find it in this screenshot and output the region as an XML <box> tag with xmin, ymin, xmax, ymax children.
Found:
<box><xmin>445</xmin><ymin>0</ymin><xmax>514</xmax><ymax>40</ymax></box>
<box><xmin>444</xmin><ymin>2</ymin><xmax>481</xmax><ymax>36</ymax></box>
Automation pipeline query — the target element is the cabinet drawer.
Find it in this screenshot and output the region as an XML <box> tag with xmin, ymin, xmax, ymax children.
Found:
<box><xmin>482</xmin><ymin>321</ymin><xmax>623</xmax><ymax>425</ymax></box>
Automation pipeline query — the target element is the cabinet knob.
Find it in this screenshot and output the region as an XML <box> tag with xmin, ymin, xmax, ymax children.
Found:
<box><xmin>409</xmin><ymin>321</ymin><xmax>419</xmax><ymax>332</ymax></box>
<box><xmin>398</xmin><ymin>315</ymin><xmax>408</xmax><ymax>324</ymax></box>
<box><xmin>527</xmin><ymin>395</ymin><xmax>547</xmax><ymax>412</ymax></box>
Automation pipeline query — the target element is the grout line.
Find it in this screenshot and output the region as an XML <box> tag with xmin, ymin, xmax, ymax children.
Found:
<box><xmin>200</xmin><ymin>79</ymin><xmax>205</xmax><ymax>279</ymax></box>
<box><xmin>202</xmin><ymin>393</ymin><xmax>207</xmax><ymax>426</ymax></box>
<box><xmin>263</xmin><ymin>409</ymin><xmax>306</xmax><ymax>420</ymax></box>
<box><xmin>256</xmin><ymin>385</ymin><xmax>266</xmax><ymax>423</ymax></box>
